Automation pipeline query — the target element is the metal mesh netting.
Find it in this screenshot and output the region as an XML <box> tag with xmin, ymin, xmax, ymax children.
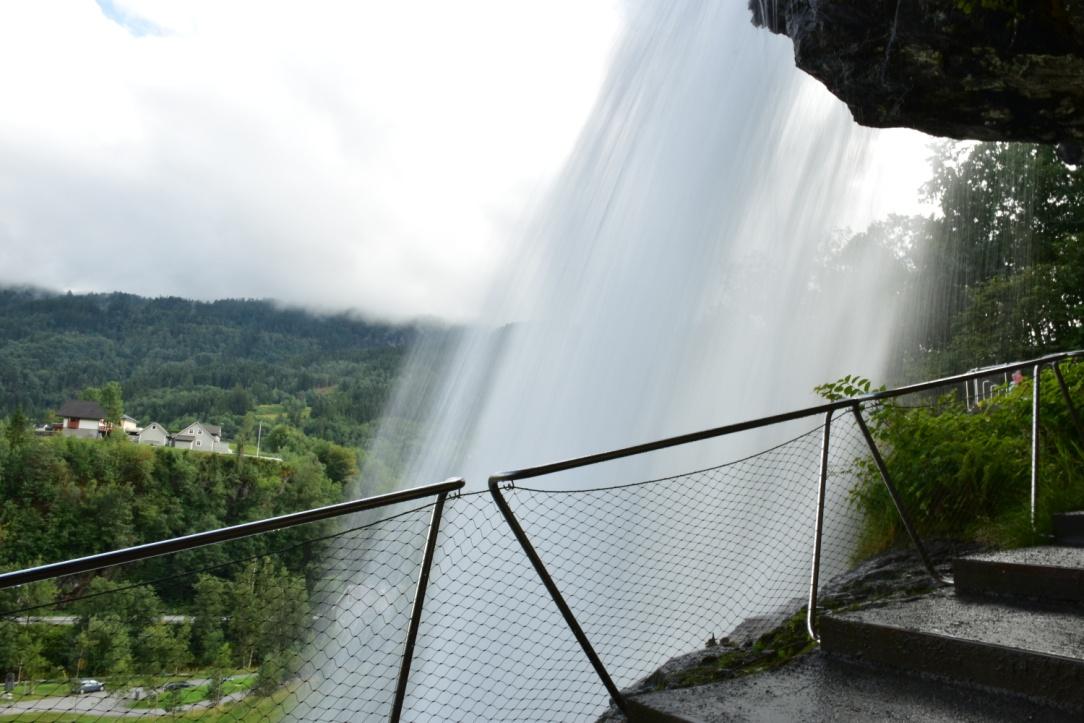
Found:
<box><xmin>0</xmin><ymin>504</ymin><xmax>437</xmax><ymax>721</ymax></box>
<box><xmin>393</xmin><ymin>493</ymin><xmax>609</xmax><ymax>722</ymax></box>
<box><xmin>487</xmin><ymin>415</ymin><xmax>872</xmax><ymax>709</ymax></box>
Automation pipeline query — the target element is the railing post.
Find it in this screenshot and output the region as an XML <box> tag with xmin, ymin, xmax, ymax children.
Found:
<box><xmin>1031</xmin><ymin>364</ymin><xmax>1042</xmax><ymax>530</ymax></box>
<box><xmin>488</xmin><ymin>478</ymin><xmax>628</xmax><ymax>715</ymax></box>
<box><xmin>390</xmin><ymin>490</ymin><xmax>450</xmax><ymax>723</ymax></box>
<box><xmin>807</xmin><ymin>410</ymin><xmax>833</xmax><ymax>642</ymax></box>
<box><xmin>1052</xmin><ymin>362</ymin><xmax>1084</xmax><ymax>445</ymax></box>
<box><xmin>851</xmin><ymin>404</ymin><xmax>951</xmax><ymax>585</ymax></box>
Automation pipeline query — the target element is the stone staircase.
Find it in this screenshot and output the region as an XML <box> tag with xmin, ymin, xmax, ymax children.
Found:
<box><xmin>820</xmin><ymin>511</ymin><xmax>1084</xmax><ymax>713</ymax></box>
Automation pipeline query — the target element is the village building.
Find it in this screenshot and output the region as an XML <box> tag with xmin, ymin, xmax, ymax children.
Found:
<box><xmin>56</xmin><ymin>400</ymin><xmax>108</xmax><ymax>439</ymax></box>
<box><xmin>137</xmin><ymin>422</ymin><xmax>170</xmax><ymax>447</ymax></box>
<box><xmin>51</xmin><ymin>402</ymin><xmax>232</xmax><ymax>454</ymax></box>
<box><xmin>172</xmin><ymin>421</ymin><xmax>230</xmax><ymax>454</ymax></box>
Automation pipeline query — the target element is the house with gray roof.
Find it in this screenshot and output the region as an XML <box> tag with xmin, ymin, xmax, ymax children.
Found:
<box><xmin>137</xmin><ymin>422</ymin><xmax>170</xmax><ymax>447</ymax></box>
<box><xmin>172</xmin><ymin>421</ymin><xmax>231</xmax><ymax>454</ymax></box>
<box><xmin>56</xmin><ymin>400</ymin><xmax>107</xmax><ymax>439</ymax></box>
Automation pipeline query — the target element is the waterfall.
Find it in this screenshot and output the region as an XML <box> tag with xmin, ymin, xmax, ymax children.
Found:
<box><xmin>370</xmin><ymin>2</ymin><xmax>923</xmax><ymax>490</ymax></box>
<box><xmin>303</xmin><ymin>3</ymin><xmax>931</xmax><ymax>720</ymax></box>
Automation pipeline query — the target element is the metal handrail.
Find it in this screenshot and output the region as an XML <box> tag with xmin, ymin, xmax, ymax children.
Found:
<box><xmin>0</xmin><ymin>478</ymin><xmax>465</xmax><ymax>590</ymax></box>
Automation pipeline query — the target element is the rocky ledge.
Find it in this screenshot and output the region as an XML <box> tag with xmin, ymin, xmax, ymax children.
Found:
<box><xmin>749</xmin><ymin>1</ymin><xmax>1084</xmax><ymax>164</ymax></box>
<box><xmin>615</xmin><ymin>541</ymin><xmax>978</xmax><ymax>699</ymax></box>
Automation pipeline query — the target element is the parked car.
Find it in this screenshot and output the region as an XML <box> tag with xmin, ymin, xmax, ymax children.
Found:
<box><xmin>163</xmin><ymin>681</ymin><xmax>192</xmax><ymax>691</ymax></box>
<box><xmin>78</xmin><ymin>679</ymin><xmax>104</xmax><ymax>693</ymax></box>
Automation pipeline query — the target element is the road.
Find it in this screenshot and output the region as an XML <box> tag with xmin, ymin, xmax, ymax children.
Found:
<box><xmin>0</xmin><ymin>681</ymin><xmax>249</xmax><ymax>719</ymax></box>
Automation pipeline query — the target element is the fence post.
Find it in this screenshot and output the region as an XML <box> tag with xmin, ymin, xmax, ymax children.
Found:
<box><xmin>390</xmin><ymin>490</ymin><xmax>451</xmax><ymax>723</ymax></box>
<box><xmin>1052</xmin><ymin>362</ymin><xmax>1084</xmax><ymax>445</ymax></box>
<box><xmin>488</xmin><ymin>478</ymin><xmax>628</xmax><ymax>715</ymax></box>
<box><xmin>1031</xmin><ymin>364</ymin><xmax>1042</xmax><ymax>530</ymax></box>
<box><xmin>851</xmin><ymin>405</ymin><xmax>951</xmax><ymax>585</ymax></box>
<box><xmin>806</xmin><ymin>410</ymin><xmax>833</xmax><ymax>642</ymax></box>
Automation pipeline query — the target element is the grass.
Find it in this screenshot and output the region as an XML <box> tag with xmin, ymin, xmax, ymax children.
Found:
<box><xmin>0</xmin><ymin>681</ymin><xmax>70</xmax><ymax>703</ymax></box>
<box><xmin>130</xmin><ymin>674</ymin><xmax>257</xmax><ymax>710</ymax></box>
<box><xmin>0</xmin><ymin>680</ymin><xmax>289</xmax><ymax>722</ymax></box>
<box><xmin>250</xmin><ymin>404</ymin><xmax>284</xmax><ymax>422</ymax></box>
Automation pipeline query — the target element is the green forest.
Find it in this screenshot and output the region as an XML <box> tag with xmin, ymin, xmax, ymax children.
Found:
<box><xmin>0</xmin><ymin>291</ymin><xmax>423</xmax><ymax>448</ymax></box>
<box><xmin>828</xmin><ymin>141</ymin><xmax>1084</xmax><ymax>381</ymax></box>
<box><xmin>0</xmin><ymin>426</ymin><xmax>352</xmax><ymax>707</ymax></box>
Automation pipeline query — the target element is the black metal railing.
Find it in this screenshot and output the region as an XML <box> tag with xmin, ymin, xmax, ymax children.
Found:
<box><xmin>0</xmin><ymin>350</ymin><xmax>1079</xmax><ymax>721</ymax></box>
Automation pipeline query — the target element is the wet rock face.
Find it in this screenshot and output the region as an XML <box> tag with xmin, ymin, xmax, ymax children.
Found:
<box><xmin>749</xmin><ymin>1</ymin><xmax>1084</xmax><ymax>154</ymax></box>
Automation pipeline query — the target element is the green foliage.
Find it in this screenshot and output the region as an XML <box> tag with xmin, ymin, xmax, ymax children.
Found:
<box><xmin>813</xmin><ymin>375</ymin><xmax>882</xmax><ymax>402</ymax></box>
<box><xmin>206</xmin><ymin>642</ymin><xmax>233</xmax><ymax>705</ymax></box>
<box><xmin>830</xmin><ymin>142</ymin><xmax>1084</xmax><ymax>382</ymax></box>
<box><xmin>841</xmin><ymin>363</ymin><xmax>1084</xmax><ymax>559</ymax></box>
<box><xmin>0</xmin><ymin>289</ymin><xmax>421</xmax><ymax>448</ymax></box>
<box><xmin>0</xmin><ymin>432</ymin><xmax>343</xmax><ymax>573</ymax></box>
<box><xmin>73</xmin><ymin>617</ymin><xmax>131</xmax><ymax>677</ymax></box>
<box><xmin>253</xmin><ymin>649</ymin><xmax>298</xmax><ymax>698</ymax></box>
<box><xmin>134</xmin><ymin>623</ymin><xmax>190</xmax><ymax>675</ymax></box>
<box><xmin>81</xmin><ymin>382</ymin><xmax>124</xmax><ymax>425</ymax></box>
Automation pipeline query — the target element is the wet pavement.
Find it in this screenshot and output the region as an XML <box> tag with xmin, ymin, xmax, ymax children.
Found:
<box><xmin>962</xmin><ymin>545</ymin><xmax>1084</xmax><ymax>568</ymax></box>
<box><xmin>617</xmin><ymin>652</ymin><xmax>1079</xmax><ymax>722</ymax></box>
<box><xmin>833</xmin><ymin>587</ymin><xmax>1084</xmax><ymax>659</ymax></box>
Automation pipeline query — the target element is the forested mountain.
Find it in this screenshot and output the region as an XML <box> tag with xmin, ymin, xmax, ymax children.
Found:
<box><xmin>0</xmin><ymin>289</ymin><xmax>428</xmax><ymax>446</ymax></box>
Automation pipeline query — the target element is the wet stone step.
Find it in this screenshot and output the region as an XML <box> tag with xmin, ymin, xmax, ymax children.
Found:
<box><xmin>1053</xmin><ymin>511</ymin><xmax>1084</xmax><ymax>547</ymax></box>
<box><xmin>820</xmin><ymin>588</ymin><xmax>1084</xmax><ymax>712</ymax></box>
<box><xmin>953</xmin><ymin>546</ymin><xmax>1084</xmax><ymax>604</ymax></box>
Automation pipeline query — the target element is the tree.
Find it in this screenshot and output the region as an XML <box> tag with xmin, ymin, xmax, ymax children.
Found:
<box><xmin>134</xmin><ymin>623</ymin><xmax>190</xmax><ymax>676</ymax></box>
<box><xmin>73</xmin><ymin>579</ymin><xmax>161</xmax><ymax>633</ymax></box>
<box><xmin>82</xmin><ymin>382</ymin><xmax>124</xmax><ymax>426</ymax></box>
<box><xmin>915</xmin><ymin>142</ymin><xmax>1084</xmax><ymax>365</ymax></box>
<box><xmin>74</xmin><ymin>617</ymin><xmax>131</xmax><ymax>677</ymax></box>
<box><xmin>191</xmin><ymin>575</ymin><xmax>230</xmax><ymax>666</ymax></box>
<box><xmin>228</xmin><ymin>385</ymin><xmax>252</xmax><ymax>415</ymax></box>
<box><xmin>206</xmin><ymin>642</ymin><xmax>232</xmax><ymax>706</ymax></box>
<box><xmin>4</xmin><ymin>411</ymin><xmax>29</xmax><ymax>449</ymax></box>
<box><xmin>315</xmin><ymin>442</ymin><xmax>357</xmax><ymax>485</ymax></box>
<box><xmin>0</xmin><ymin>622</ymin><xmax>47</xmax><ymax>690</ymax></box>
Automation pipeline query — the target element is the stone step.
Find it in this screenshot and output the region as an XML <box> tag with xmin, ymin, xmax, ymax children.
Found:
<box><xmin>820</xmin><ymin>589</ymin><xmax>1084</xmax><ymax>712</ymax></box>
<box><xmin>953</xmin><ymin>546</ymin><xmax>1084</xmax><ymax>604</ymax></box>
<box><xmin>1053</xmin><ymin>511</ymin><xmax>1084</xmax><ymax>547</ymax></box>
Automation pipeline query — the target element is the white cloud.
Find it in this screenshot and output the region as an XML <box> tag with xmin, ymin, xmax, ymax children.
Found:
<box><xmin>0</xmin><ymin>1</ymin><xmax>622</xmax><ymax>321</ymax></box>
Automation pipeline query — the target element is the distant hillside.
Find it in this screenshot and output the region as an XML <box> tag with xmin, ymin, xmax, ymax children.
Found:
<box><xmin>0</xmin><ymin>287</ymin><xmax>426</xmax><ymax>446</ymax></box>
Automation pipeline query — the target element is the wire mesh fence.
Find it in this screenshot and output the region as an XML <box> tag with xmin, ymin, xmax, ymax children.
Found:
<box><xmin>489</xmin><ymin>416</ymin><xmax>870</xmax><ymax>711</ymax></box>
<box><xmin>0</xmin><ymin>501</ymin><xmax>441</xmax><ymax>722</ymax></box>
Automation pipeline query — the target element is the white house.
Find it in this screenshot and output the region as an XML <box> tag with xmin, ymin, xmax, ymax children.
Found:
<box><xmin>56</xmin><ymin>400</ymin><xmax>107</xmax><ymax>439</ymax></box>
<box><xmin>137</xmin><ymin>422</ymin><xmax>170</xmax><ymax>447</ymax></box>
<box><xmin>120</xmin><ymin>415</ymin><xmax>142</xmax><ymax>434</ymax></box>
<box><xmin>172</xmin><ymin>421</ymin><xmax>230</xmax><ymax>454</ymax></box>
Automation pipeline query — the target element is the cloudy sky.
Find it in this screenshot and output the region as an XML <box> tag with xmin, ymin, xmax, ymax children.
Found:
<box><xmin>0</xmin><ymin>1</ymin><xmax>933</xmax><ymax>322</ymax></box>
<box><xmin>0</xmin><ymin>0</ymin><xmax>623</xmax><ymax>320</ymax></box>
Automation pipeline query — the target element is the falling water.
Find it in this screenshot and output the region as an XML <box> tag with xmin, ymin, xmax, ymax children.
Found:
<box><xmin>301</xmin><ymin>3</ymin><xmax>932</xmax><ymax>719</ymax></box>
<box><xmin>374</xmin><ymin>3</ymin><xmax>920</xmax><ymax>489</ymax></box>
